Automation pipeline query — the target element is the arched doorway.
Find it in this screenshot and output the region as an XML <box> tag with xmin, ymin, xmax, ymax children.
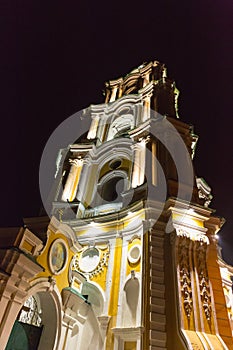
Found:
<box><xmin>6</xmin><ymin>291</ymin><xmax>59</xmax><ymax>350</ymax></box>
<box><xmin>5</xmin><ymin>295</ymin><xmax>42</xmax><ymax>350</ymax></box>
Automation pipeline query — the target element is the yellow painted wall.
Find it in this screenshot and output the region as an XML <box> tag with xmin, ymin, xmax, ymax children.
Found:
<box><xmin>35</xmin><ymin>228</ymin><xmax>110</xmax><ymax>301</ymax></box>
<box><xmin>106</xmin><ymin>237</ymin><xmax>123</xmax><ymax>350</ymax></box>
<box><xmin>172</xmin><ymin>212</ymin><xmax>204</xmax><ymax>229</ymax></box>
<box><xmin>36</xmin><ymin>231</ymin><xmax>73</xmax><ymax>292</ymax></box>
<box><xmin>98</xmin><ymin>159</ymin><xmax>130</xmax><ymax>180</ymax></box>
<box><xmin>108</xmin><ymin>238</ymin><xmax>122</xmax><ymax>316</ymax></box>
<box><xmin>124</xmin><ymin>341</ymin><xmax>137</xmax><ymax>350</ymax></box>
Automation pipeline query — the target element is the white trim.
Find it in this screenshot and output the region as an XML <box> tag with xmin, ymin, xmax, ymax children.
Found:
<box><xmin>127</xmin><ymin>244</ymin><xmax>141</xmax><ymax>264</ymax></box>
<box><xmin>79</xmin><ymin>247</ymin><xmax>100</xmax><ymax>273</ymax></box>
<box><xmin>103</xmin><ymin>238</ymin><xmax>116</xmax><ymax>315</ymax></box>
<box><xmin>116</xmin><ymin>234</ymin><xmax>128</xmax><ymax>328</ymax></box>
<box><xmin>25</xmin><ymin>279</ymin><xmax>62</xmax><ymax>350</ymax></box>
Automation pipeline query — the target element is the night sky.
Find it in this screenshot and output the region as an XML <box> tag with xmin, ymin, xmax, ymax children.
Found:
<box><xmin>1</xmin><ymin>1</ymin><xmax>233</xmax><ymax>263</ymax></box>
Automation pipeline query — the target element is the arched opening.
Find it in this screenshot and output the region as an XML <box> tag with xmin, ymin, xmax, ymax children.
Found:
<box><xmin>107</xmin><ymin>114</ymin><xmax>134</xmax><ymax>140</ymax></box>
<box><xmin>94</xmin><ymin>169</ymin><xmax>129</xmax><ymax>211</ymax></box>
<box><xmin>81</xmin><ymin>281</ymin><xmax>104</xmax><ymax>317</ymax></box>
<box><xmin>100</xmin><ymin>175</ymin><xmax>125</xmax><ymax>202</ymax></box>
<box><xmin>6</xmin><ymin>292</ymin><xmax>58</xmax><ymax>350</ymax></box>
<box><xmin>5</xmin><ymin>295</ymin><xmax>43</xmax><ymax>350</ymax></box>
<box><xmin>122</xmin><ymin>277</ymin><xmax>140</xmax><ymax>327</ymax></box>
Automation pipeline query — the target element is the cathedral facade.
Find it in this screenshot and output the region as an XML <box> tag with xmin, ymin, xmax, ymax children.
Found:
<box><xmin>0</xmin><ymin>61</ymin><xmax>232</xmax><ymax>349</ymax></box>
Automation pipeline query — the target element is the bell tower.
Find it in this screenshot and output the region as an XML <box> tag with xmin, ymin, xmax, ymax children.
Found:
<box><xmin>49</xmin><ymin>61</ymin><xmax>232</xmax><ymax>349</ymax></box>
<box><xmin>1</xmin><ymin>61</ymin><xmax>232</xmax><ymax>350</ymax></box>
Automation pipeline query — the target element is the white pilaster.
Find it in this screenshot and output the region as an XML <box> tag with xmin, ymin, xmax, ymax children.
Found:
<box><xmin>132</xmin><ymin>140</ymin><xmax>146</xmax><ymax>189</ymax></box>
<box><xmin>61</xmin><ymin>159</ymin><xmax>83</xmax><ymax>202</ymax></box>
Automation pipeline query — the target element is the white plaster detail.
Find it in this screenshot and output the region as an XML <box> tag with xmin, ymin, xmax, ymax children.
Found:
<box><xmin>176</xmin><ymin>227</ymin><xmax>209</xmax><ymax>244</ymax></box>
<box><xmin>112</xmin><ymin>326</ymin><xmax>144</xmax><ymax>341</ymax></box>
<box><xmin>19</xmin><ymin>228</ymin><xmax>43</xmax><ymax>256</ymax></box>
<box><xmin>61</xmin><ymin>158</ymin><xmax>83</xmax><ymax>202</ymax></box>
<box><xmin>131</xmin><ymin>139</ymin><xmax>146</xmax><ymax>188</ymax></box>
<box><xmin>127</xmin><ymin>244</ymin><xmax>141</xmax><ymax>264</ymax></box>
<box><xmin>48</xmin><ymin>216</ymin><xmax>81</xmax><ymax>252</ymax></box>
<box><xmin>103</xmin><ymin>239</ymin><xmax>115</xmax><ymax>315</ymax></box>
<box><xmin>79</xmin><ymin>247</ymin><xmax>100</xmax><ymax>273</ymax></box>
<box><xmin>24</xmin><ymin>279</ymin><xmax>62</xmax><ymax>350</ymax></box>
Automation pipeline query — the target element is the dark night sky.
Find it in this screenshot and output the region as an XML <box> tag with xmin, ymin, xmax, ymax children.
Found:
<box><xmin>1</xmin><ymin>1</ymin><xmax>233</xmax><ymax>263</ymax></box>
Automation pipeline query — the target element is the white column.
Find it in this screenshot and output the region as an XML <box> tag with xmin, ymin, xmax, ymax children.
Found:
<box><xmin>61</xmin><ymin>159</ymin><xmax>83</xmax><ymax>202</ymax></box>
<box><xmin>151</xmin><ymin>141</ymin><xmax>157</xmax><ymax>186</ymax></box>
<box><xmin>109</xmin><ymin>86</ymin><xmax>118</xmax><ymax>102</ymax></box>
<box><xmin>142</xmin><ymin>95</ymin><xmax>151</xmax><ymax>121</ymax></box>
<box><xmin>139</xmin><ymin>140</ymin><xmax>146</xmax><ymax>185</ymax></box>
<box><xmin>0</xmin><ymin>286</ymin><xmax>12</xmax><ymax>324</ymax></box>
<box><xmin>0</xmin><ymin>295</ymin><xmax>23</xmax><ymax>349</ymax></box>
<box><xmin>0</xmin><ymin>253</ymin><xmax>43</xmax><ymax>349</ymax></box>
<box><xmin>132</xmin><ymin>140</ymin><xmax>146</xmax><ymax>188</ymax></box>
<box><xmin>87</xmin><ymin>115</ymin><xmax>100</xmax><ymax>140</ymax></box>
<box><xmin>75</xmin><ymin>159</ymin><xmax>89</xmax><ymax>203</ymax></box>
<box><xmin>132</xmin><ymin>144</ymin><xmax>140</xmax><ymax>189</ymax></box>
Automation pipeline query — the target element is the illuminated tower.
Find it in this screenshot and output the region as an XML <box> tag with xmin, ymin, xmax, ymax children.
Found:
<box><xmin>0</xmin><ymin>61</ymin><xmax>232</xmax><ymax>350</ymax></box>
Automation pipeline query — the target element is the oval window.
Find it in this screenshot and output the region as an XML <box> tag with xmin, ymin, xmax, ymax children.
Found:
<box><xmin>109</xmin><ymin>159</ymin><xmax>122</xmax><ymax>170</ymax></box>
<box><xmin>128</xmin><ymin>244</ymin><xmax>141</xmax><ymax>264</ymax></box>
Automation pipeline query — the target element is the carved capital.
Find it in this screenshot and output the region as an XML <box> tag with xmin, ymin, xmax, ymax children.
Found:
<box><xmin>69</xmin><ymin>158</ymin><xmax>83</xmax><ymax>167</ymax></box>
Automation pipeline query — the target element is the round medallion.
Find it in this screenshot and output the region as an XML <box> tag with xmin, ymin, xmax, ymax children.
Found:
<box><xmin>49</xmin><ymin>239</ymin><xmax>68</xmax><ymax>275</ymax></box>
<box><xmin>79</xmin><ymin>247</ymin><xmax>100</xmax><ymax>273</ymax></box>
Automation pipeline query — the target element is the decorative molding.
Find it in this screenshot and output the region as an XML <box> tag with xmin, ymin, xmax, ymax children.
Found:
<box><xmin>69</xmin><ymin>158</ymin><xmax>84</xmax><ymax>167</ymax></box>
<box><xmin>19</xmin><ymin>228</ymin><xmax>44</xmax><ymax>256</ymax></box>
<box><xmin>178</xmin><ymin>235</ymin><xmax>193</xmax><ymax>320</ymax></box>
<box><xmin>72</xmin><ymin>246</ymin><xmax>110</xmax><ymax>280</ymax></box>
<box><xmin>112</xmin><ymin>326</ymin><xmax>144</xmax><ymax>341</ymax></box>
<box><xmin>48</xmin><ymin>216</ymin><xmax>82</xmax><ymax>252</ymax></box>
<box><xmin>196</xmin><ymin>177</ymin><xmax>213</xmax><ymax>207</ymax></box>
<box><xmin>195</xmin><ymin>240</ymin><xmax>212</xmax><ymax>323</ymax></box>
<box><xmin>97</xmin><ymin>315</ymin><xmax>110</xmax><ymax>331</ymax></box>
<box><xmin>48</xmin><ymin>238</ymin><xmax>68</xmax><ymax>275</ymax></box>
<box><xmin>176</xmin><ymin>227</ymin><xmax>209</xmax><ymax>244</ymax></box>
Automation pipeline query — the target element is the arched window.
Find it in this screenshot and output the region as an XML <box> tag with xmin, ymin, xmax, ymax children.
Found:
<box><xmin>6</xmin><ymin>295</ymin><xmax>43</xmax><ymax>350</ymax></box>
<box><xmin>97</xmin><ymin>170</ymin><xmax>128</xmax><ymax>206</ymax></box>
<box><xmin>100</xmin><ymin>175</ymin><xmax>125</xmax><ymax>202</ymax></box>
<box><xmin>107</xmin><ymin>114</ymin><xmax>134</xmax><ymax>140</ymax></box>
<box><xmin>18</xmin><ymin>295</ymin><xmax>42</xmax><ymax>327</ymax></box>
